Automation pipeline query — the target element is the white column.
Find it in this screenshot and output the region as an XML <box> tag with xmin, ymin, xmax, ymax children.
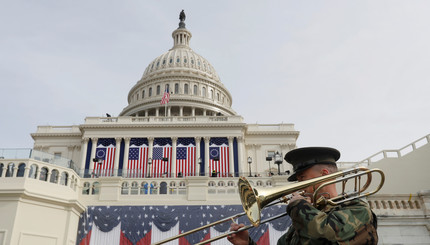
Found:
<box><xmin>228</xmin><ymin>136</ymin><xmax>234</xmax><ymax>177</ymax></box>
<box><xmin>179</xmin><ymin>107</ymin><xmax>183</xmax><ymax>117</ymax></box>
<box><xmin>191</xmin><ymin>107</ymin><xmax>195</xmax><ymax>117</ymax></box>
<box><xmin>148</xmin><ymin>137</ymin><xmax>154</xmax><ymax>177</ymax></box>
<box><xmin>168</xmin><ymin>107</ymin><xmax>171</xmax><ymax>117</ymax></box>
<box><xmin>237</xmin><ymin>136</ymin><xmax>244</xmax><ymax>175</ymax></box>
<box><xmin>89</xmin><ymin>137</ymin><xmax>98</xmax><ymax>175</ymax></box>
<box><xmin>156</xmin><ymin>108</ymin><xmax>159</xmax><ymax>117</ymax></box>
<box><xmin>114</xmin><ymin>137</ymin><xmax>122</xmax><ymax>176</ymax></box>
<box><xmin>203</xmin><ymin>110</ymin><xmax>207</xmax><ymax>116</ymax></box>
<box><xmin>80</xmin><ymin>138</ymin><xmax>89</xmax><ymax>171</ymax></box>
<box><xmin>122</xmin><ymin>138</ymin><xmax>131</xmax><ymax>177</ymax></box>
<box><xmin>171</xmin><ymin>137</ymin><xmax>177</xmax><ymax>177</ymax></box>
<box><xmin>204</xmin><ymin>137</ymin><xmax>210</xmax><ymax>176</ymax></box>
<box><xmin>145</xmin><ymin>110</ymin><xmax>148</xmax><ymax>117</ymax></box>
<box><xmin>195</xmin><ymin>137</ymin><xmax>201</xmax><ymax>176</ymax></box>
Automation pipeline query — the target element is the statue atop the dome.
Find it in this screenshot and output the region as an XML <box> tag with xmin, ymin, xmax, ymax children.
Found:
<box><xmin>179</xmin><ymin>10</ymin><xmax>186</xmax><ymax>22</ymax></box>
<box><xmin>178</xmin><ymin>10</ymin><xmax>186</xmax><ymax>28</ymax></box>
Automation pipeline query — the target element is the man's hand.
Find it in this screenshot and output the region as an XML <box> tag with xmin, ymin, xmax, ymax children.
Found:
<box><xmin>227</xmin><ymin>223</ymin><xmax>249</xmax><ymax>245</ymax></box>
<box><xmin>289</xmin><ymin>191</ymin><xmax>312</xmax><ymax>204</ymax></box>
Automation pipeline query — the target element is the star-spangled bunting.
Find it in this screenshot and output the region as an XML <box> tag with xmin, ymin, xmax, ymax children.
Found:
<box><xmin>209</xmin><ymin>137</ymin><xmax>229</xmax><ymax>177</ymax></box>
<box><xmin>176</xmin><ymin>138</ymin><xmax>196</xmax><ymax>177</ymax></box>
<box><xmin>128</xmin><ymin>138</ymin><xmax>149</xmax><ymax>178</ymax></box>
<box><xmin>94</xmin><ymin>138</ymin><xmax>116</xmax><ymax>177</ymax></box>
<box><xmin>152</xmin><ymin>138</ymin><xmax>172</xmax><ymax>178</ymax></box>
<box><xmin>76</xmin><ymin>204</ymin><xmax>292</xmax><ymax>245</ymax></box>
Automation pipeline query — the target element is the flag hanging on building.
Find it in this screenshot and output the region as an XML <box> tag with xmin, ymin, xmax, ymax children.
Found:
<box><xmin>160</xmin><ymin>87</ymin><xmax>170</xmax><ymax>105</ymax></box>
<box><xmin>127</xmin><ymin>138</ymin><xmax>149</xmax><ymax>178</ymax></box>
<box><xmin>76</xmin><ymin>204</ymin><xmax>291</xmax><ymax>245</ymax></box>
<box><xmin>209</xmin><ymin>137</ymin><xmax>229</xmax><ymax>177</ymax></box>
<box><xmin>94</xmin><ymin>138</ymin><xmax>116</xmax><ymax>177</ymax></box>
<box><xmin>152</xmin><ymin>138</ymin><xmax>172</xmax><ymax>177</ymax></box>
<box><xmin>176</xmin><ymin>138</ymin><xmax>196</xmax><ymax>177</ymax></box>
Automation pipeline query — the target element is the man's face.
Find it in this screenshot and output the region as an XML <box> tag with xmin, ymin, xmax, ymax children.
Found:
<box><xmin>296</xmin><ymin>166</ymin><xmax>323</xmax><ymax>195</ymax></box>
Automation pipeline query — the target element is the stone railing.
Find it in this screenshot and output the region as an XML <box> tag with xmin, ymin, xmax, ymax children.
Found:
<box><xmin>0</xmin><ymin>158</ymin><xmax>80</xmax><ymax>191</ymax></box>
<box><xmin>84</xmin><ymin>115</ymin><xmax>244</xmax><ymax>124</ymax></box>
<box><xmin>359</xmin><ymin>134</ymin><xmax>430</xmax><ymax>164</ymax></box>
<box><xmin>367</xmin><ymin>192</ymin><xmax>429</xmax><ymax>217</ymax></box>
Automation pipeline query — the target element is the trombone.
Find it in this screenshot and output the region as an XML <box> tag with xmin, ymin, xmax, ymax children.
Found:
<box><xmin>152</xmin><ymin>166</ymin><xmax>385</xmax><ymax>245</ymax></box>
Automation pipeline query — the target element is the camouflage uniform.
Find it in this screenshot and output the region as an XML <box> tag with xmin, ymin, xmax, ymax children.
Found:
<box><xmin>249</xmin><ymin>199</ymin><xmax>378</xmax><ymax>245</ymax></box>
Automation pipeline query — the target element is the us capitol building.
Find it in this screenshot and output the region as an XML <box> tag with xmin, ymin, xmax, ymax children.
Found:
<box><xmin>0</xmin><ymin>12</ymin><xmax>429</xmax><ymax>245</ymax></box>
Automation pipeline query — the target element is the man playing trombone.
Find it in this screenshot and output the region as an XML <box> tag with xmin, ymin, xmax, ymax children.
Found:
<box><xmin>228</xmin><ymin>147</ymin><xmax>378</xmax><ymax>245</ymax></box>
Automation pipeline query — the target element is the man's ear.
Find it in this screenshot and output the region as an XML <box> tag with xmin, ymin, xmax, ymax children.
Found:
<box><xmin>321</xmin><ymin>168</ymin><xmax>330</xmax><ymax>176</ymax></box>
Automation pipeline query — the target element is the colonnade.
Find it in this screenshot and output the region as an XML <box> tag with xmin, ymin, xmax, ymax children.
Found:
<box><xmin>79</xmin><ymin>136</ymin><xmax>244</xmax><ymax>178</ymax></box>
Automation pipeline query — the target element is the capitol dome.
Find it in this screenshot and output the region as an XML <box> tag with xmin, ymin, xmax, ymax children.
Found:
<box><xmin>119</xmin><ymin>15</ymin><xmax>236</xmax><ymax>117</ymax></box>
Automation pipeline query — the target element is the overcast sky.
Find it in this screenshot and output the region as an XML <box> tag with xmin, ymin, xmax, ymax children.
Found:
<box><xmin>1</xmin><ymin>1</ymin><xmax>429</xmax><ymax>162</ymax></box>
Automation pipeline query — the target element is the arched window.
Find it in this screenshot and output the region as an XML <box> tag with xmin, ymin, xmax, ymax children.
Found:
<box><xmin>184</xmin><ymin>84</ymin><xmax>189</xmax><ymax>94</ymax></box>
<box><xmin>17</xmin><ymin>163</ymin><xmax>26</xmax><ymax>177</ymax></box>
<box><xmin>92</xmin><ymin>182</ymin><xmax>100</xmax><ymax>195</ymax></box>
<box><xmin>160</xmin><ymin>182</ymin><xmax>168</xmax><ymax>194</ymax></box>
<box><xmin>6</xmin><ymin>163</ymin><xmax>15</xmax><ymax>177</ymax></box>
<box><xmin>175</xmin><ymin>83</ymin><xmax>179</xmax><ymax>94</ymax></box>
<box><xmin>217</xmin><ymin>93</ymin><xmax>220</xmax><ymax>101</ymax></box>
<box><xmin>202</xmin><ymin>87</ymin><xmax>206</xmax><ymax>97</ymax></box>
<box><xmin>209</xmin><ymin>89</ymin><xmax>213</xmax><ymax>99</ymax></box>
<box><xmin>121</xmin><ymin>182</ymin><xmax>129</xmax><ymax>195</ymax></box>
<box><xmin>82</xmin><ymin>182</ymin><xmax>91</xmax><ymax>195</ymax></box>
<box><xmin>0</xmin><ymin>163</ymin><xmax>3</xmax><ymax>177</ymax></box>
<box><xmin>39</xmin><ymin>167</ymin><xmax>48</xmax><ymax>181</ymax></box>
<box><xmin>193</xmin><ymin>85</ymin><xmax>198</xmax><ymax>95</ymax></box>
<box><xmin>156</xmin><ymin>85</ymin><xmax>161</xmax><ymax>95</ymax></box>
<box><xmin>142</xmin><ymin>90</ymin><xmax>145</xmax><ymax>99</ymax></box>
<box><xmin>60</xmin><ymin>172</ymin><xmax>68</xmax><ymax>186</ymax></box>
<box><xmin>50</xmin><ymin>169</ymin><xmax>59</xmax><ymax>183</ymax></box>
<box><xmin>131</xmin><ymin>181</ymin><xmax>139</xmax><ymax>195</ymax></box>
<box><xmin>141</xmin><ymin>182</ymin><xmax>149</xmax><ymax>194</ymax></box>
<box><xmin>29</xmin><ymin>164</ymin><xmax>38</xmax><ymax>179</ymax></box>
<box><xmin>149</xmin><ymin>87</ymin><xmax>152</xmax><ymax>97</ymax></box>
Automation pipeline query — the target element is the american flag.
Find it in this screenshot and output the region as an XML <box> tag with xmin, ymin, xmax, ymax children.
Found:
<box><xmin>76</xmin><ymin>204</ymin><xmax>291</xmax><ymax>245</ymax></box>
<box><xmin>152</xmin><ymin>138</ymin><xmax>172</xmax><ymax>178</ymax></box>
<box><xmin>160</xmin><ymin>87</ymin><xmax>170</xmax><ymax>105</ymax></box>
<box><xmin>127</xmin><ymin>138</ymin><xmax>149</xmax><ymax>178</ymax></box>
<box><xmin>176</xmin><ymin>138</ymin><xmax>196</xmax><ymax>177</ymax></box>
<box><xmin>209</xmin><ymin>137</ymin><xmax>229</xmax><ymax>177</ymax></box>
<box><xmin>94</xmin><ymin>138</ymin><xmax>116</xmax><ymax>177</ymax></box>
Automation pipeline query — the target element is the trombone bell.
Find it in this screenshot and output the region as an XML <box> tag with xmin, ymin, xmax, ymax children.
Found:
<box><xmin>239</xmin><ymin>177</ymin><xmax>262</xmax><ymax>226</ymax></box>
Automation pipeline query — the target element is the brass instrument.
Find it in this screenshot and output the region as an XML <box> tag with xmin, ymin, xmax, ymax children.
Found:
<box><xmin>152</xmin><ymin>167</ymin><xmax>385</xmax><ymax>245</ymax></box>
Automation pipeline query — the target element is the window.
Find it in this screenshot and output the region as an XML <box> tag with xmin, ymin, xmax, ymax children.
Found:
<box><xmin>60</xmin><ymin>172</ymin><xmax>68</xmax><ymax>185</ymax></box>
<box><xmin>17</xmin><ymin>163</ymin><xmax>25</xmax><ymax>177</ymax></box>
<box><xmin>142</xmin><ymin>90</ymin><xmax>145</xmax><ymax>98</ymax></box>
<box><xmin>50</xmin><ymin>169</ymin><xmax>59</xmax><ymax>183</ymax></box>
<box><xmin>156</xmin><ymin>85</ymin><xmax>161</xmax><ymax>95</ymax></box>
<box><xmin>175</xmin><ymin>83</ymin><xmax>179</xmax><ymax>94</ymax></box>
<box><xmin>209</xmin><ymin>89</ymin><xmax>213</xmax><ymax>99</ymax></box>
<box><xmin>184</xmin><ymin>84</ymin><xmax>189</xmax><ymax>94</ymax></box>
<box><xmin>6</xmin><ymin>163</ymin><xmax>14</xmax><ymax>177</ymax></box>
<box><xmin>202</xmin><ymin>87</ymin><xmax>206</xmax><ymax>97</ymax></box>
<box><xmin>149</xmin><ymin>87</ymin><xmax>152</xmax><ymax>97</ymax></box>
<box><xmin>217</xmin><ymin>93</ymin><xmax>220</xmax><ymax>101</ymax></box>
<box><xmin>39</xmin><ymin>167</ymin><xmax>48</xmax><ymax>181</ymax></box>
<box><xmin>54</xmin><ymin>152</ymin><xmax>61</xmax><ymax>159</ymax></box>
<box><xmin>193</xmin><ymin>85</ymin><xmax>198</xmax><ymax>95</ymax></box>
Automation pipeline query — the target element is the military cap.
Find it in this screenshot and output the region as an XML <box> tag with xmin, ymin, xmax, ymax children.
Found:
<box><xmin>284</xmin><ymin>147</ymin><xmax>340</xmax><ymax>181</ymax></box>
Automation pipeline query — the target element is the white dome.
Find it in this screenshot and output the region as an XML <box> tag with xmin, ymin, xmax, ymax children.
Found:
<box><xmin>119</xmin><ymin>18</ymin><xmax>236</xmax><ymax>117</ymax></box>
